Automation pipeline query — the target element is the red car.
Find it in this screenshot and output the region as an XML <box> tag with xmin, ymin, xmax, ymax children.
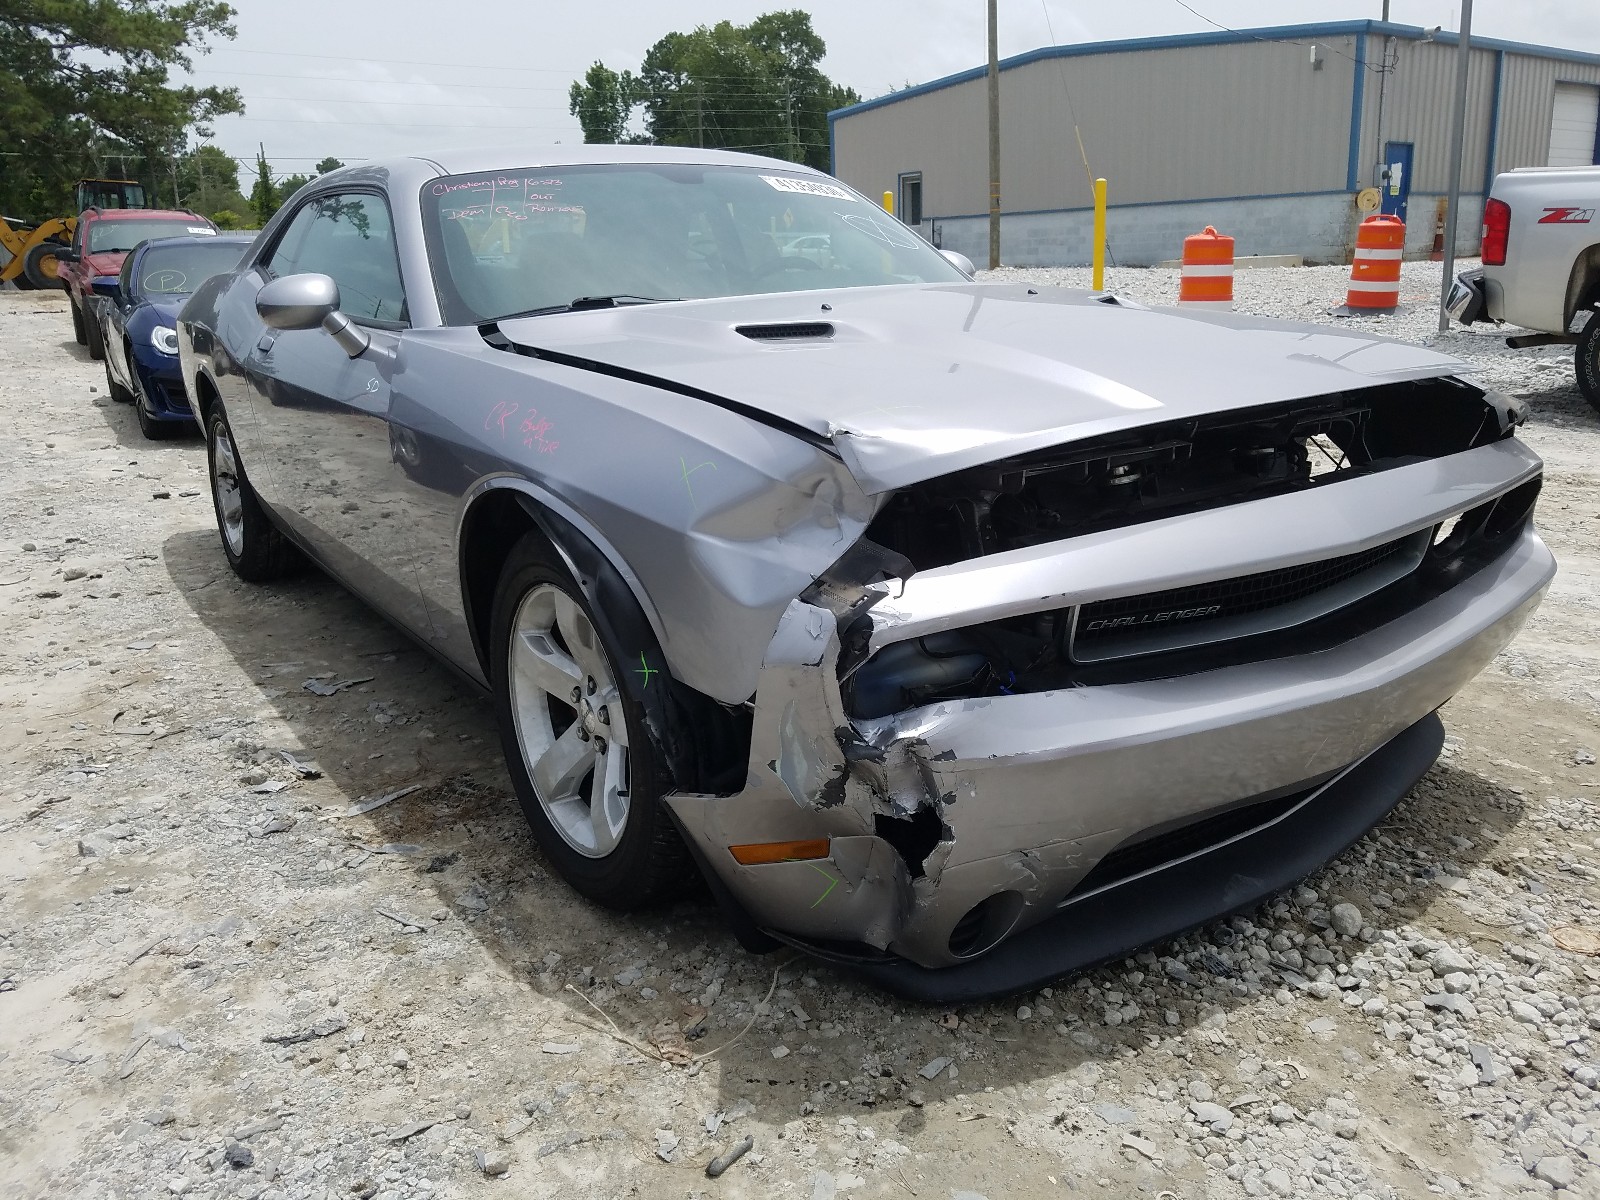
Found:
<box><xmin>59</xmin><ymin>208</ymin><xmax>218</xmax><ymax>359</ymax></box>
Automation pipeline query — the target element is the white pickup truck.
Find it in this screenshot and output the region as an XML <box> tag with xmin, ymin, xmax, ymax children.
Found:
<box><xmin>1450</xmin><ymin>165</ymin><xmax>1600</xmax><ymax>414</ymax></box>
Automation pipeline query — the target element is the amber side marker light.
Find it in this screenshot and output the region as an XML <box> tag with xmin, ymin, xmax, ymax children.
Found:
<box><xmin>728</xmin><ymin>838</ymin><xmax>830</xmax><ymax>865</ymax></box>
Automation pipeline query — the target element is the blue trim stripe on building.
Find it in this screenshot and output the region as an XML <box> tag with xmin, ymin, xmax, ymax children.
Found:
<box><xmin>828</xmin><ymin>20</ymin><xmax>1600</xmax><ymax>124</ymax></box>
<box><xmin>1347</xmin><ymin>33</ymin><xmax>1367</xmax><ymax>193</ymax></box>
<box><xmin>928</xmin><ymin>188</ymin><xmax>1352</xmax><ymax>224</ymax></box>
<box><xmin>1483</xmin><ymin>50</ymin><xmax>1506</xmax><ymax>197</ymax></box>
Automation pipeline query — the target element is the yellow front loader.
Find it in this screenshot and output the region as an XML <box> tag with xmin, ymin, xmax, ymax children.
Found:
<box><xmin>1</xmin><ymin>178</ymin><xmax>149</xmax><ymax>290</ymax></box>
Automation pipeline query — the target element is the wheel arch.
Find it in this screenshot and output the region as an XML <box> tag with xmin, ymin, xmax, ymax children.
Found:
<box><xmin>1565</xmin><ymin>242</ymin><xmax>1600</xmax><ymax>326</ymax></box>
<box><xmin>458</xmin><ymin>478</ymin><xmax>750</xmax><ymax>795</ymax></box>
<box><xmin>189</xmin><ymin>368</ymin><xmax>222</xmax><ymax>429</ymax></box>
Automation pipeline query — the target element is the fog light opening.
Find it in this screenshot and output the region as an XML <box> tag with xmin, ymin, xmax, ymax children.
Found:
<box><xmin>947</xmin><ymin>890</ymin><xmax>1026</xmax><ymax>959</ymax></box>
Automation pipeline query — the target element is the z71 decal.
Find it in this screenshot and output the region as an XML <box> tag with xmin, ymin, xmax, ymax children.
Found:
<box><xmin>1539</xmin><ymin>207</ymin><xmax>1595</xmax><ymax>225</ymax></box>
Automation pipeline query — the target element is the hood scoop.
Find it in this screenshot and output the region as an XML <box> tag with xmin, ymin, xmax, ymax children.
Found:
<box><xmin>735</xmin><ymin>321</ymin><xmax>834</xmax><ymax>341</ymax></box>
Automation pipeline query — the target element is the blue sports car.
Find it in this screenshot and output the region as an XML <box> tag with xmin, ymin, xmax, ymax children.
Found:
<box><xmin>101</xmin><ymin>234</ymin><xmax>252</xmax><ymax>439</ymax></box>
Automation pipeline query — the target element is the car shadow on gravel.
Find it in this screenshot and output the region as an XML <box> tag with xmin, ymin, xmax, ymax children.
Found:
<box><xmin>160</xmin><ymin>524</ymin><xmax>1531</xmax><ymax>1129</ymax></box>
<box><xmin>1502</xmin><ymin>374</ymin><xmax>1596</xmax><ymax>427</ymax></box>
<box><xmin>90</xmin><ymin>389</ymin><xmax>202</xmax><ymax>450</ymax></box>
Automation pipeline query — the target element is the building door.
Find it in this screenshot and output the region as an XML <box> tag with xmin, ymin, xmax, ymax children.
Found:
<box><xmin>898</xmin><ymin>172</ymin><xmax>923</xmax><ymax>226</ymax></box>
<box><xmin>1548</xmin><ymin>82</ymin><xmax>1600</xmax><ymax>167</ymax></box>
<box><xmin>1381</xmin><ymin>142</ymin><xmax>1413</xmax><ymax>225</ymax></box>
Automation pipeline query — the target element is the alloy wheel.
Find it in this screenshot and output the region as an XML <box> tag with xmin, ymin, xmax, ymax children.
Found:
<box><xmin>507</xmin><ymin>583</ymin><xmax>631</xmax><ymax>858</ymax></box>
<box><xmin>211</xmin><ymin>422</ymin><xmax>246</xmax><ymax>556</ymax></box>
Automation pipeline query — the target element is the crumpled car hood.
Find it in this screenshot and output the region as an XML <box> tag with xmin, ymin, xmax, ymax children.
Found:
<box><xmin>497</xmin><ymin>282</ymin><xmax>1470</xmax><ymax>492</ymax></box>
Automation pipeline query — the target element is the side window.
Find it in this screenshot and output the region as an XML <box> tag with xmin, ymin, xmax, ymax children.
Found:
<box><xmin>264</xmin><ymin>203</ymin><xmax>319</xmax><ymax>278</ymax></box>
<box><xmin>264</xmin><ymin>193</ymin><xmax>406</xmax><ymax>324</ymax></box>
<box><xmin>119</xmin><ymin>250</ymin><xmax>137</xmax><ymax>300</ymax></box>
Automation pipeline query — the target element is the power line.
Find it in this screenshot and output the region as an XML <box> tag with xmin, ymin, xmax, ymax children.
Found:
<box><xmin>186</xmin><ymin>65</ymin><xmax>821</xmax><ymax>101</ymax></box>
<box><xmin>1168</xmin><ymin>0</ymin><xmax>1387</xmax><ymax>71</ymax></box>
<box><xmin>1038</xmin><ymin>0</ymin><xmax>1114</xmax><ymax>266</ymax></box>
<box><xmin>203</xmin><ymin>46</ymin><xmax>580</xmax><ymax>72</ymax></box>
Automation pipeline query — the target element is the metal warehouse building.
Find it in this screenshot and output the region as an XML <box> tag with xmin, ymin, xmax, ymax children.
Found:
<box><xmin>828</xmin><ymin>21</ymin><xmax>1600</xmax><ymax>267</ymax></box>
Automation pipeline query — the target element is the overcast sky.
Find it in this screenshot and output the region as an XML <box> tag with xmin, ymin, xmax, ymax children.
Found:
<box><xmin>179</xmin><ymin>0</ymin><xmax>1600</xmax><ymax>177</ymax></box>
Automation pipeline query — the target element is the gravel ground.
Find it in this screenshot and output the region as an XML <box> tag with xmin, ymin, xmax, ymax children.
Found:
<box><xmin>1</xmin><ymin>259</ymin><xmax>1597</xmax><ymax>1200</ymax></box>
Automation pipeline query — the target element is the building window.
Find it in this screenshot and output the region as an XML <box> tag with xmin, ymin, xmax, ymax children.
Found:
<box><xmin>899</xmin><ymin>173</ymin><xmax>924</xmax><ymax>225</ymax></box>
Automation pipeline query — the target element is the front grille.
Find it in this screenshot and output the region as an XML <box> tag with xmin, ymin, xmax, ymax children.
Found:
<box><xmin>1071</xmin><ymin>532</ymin><xmax>1425</xmax><ymax>662</ymax></box>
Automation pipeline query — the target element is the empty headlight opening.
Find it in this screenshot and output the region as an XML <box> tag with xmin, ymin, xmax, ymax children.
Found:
<box><xmin>865</xmin><ymin>378</ymin><xmax>1517</xmax><ymax>572</ymax></box>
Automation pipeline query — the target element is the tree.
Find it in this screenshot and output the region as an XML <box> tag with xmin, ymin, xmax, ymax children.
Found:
<box><xmin>250</xmin><ymin>149</ymin><xmax>278</xmax><ymax>225</ymax></box>
<box><xmin>278</xmin><ymin>172</ymin><xmax>310</xmax><ymax>206</ymax></box>
<box><xmin>0</xmin><ymin>0</ymin><xmax>243</xmax><ymax>220</ymax></box>
<box><xmin>569</xmin><ymin>11</ymin><xmax>858</xmax><ymax>171</ymax></box>
<box><xmin>174</xmin><ymin>143</ymin><xmax>247</xmax><ymax>217</ymax></box>
<box><xmin>313</xmin><ymin>156</ymin><xmax>344</xmax><ymax>175</ymax></box>
<box><xmin>568</xmin><ymin>62</ymin><xmax>636</xmax><ymax>144</ymax></box>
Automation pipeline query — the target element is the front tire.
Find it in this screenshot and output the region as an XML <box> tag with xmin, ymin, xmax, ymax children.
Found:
<box><xmin>84</xmin><ymin>303</ymin><xmax>106</xmax><ymax>360</ymax></box>
<box><xmin>104</xmin><ymin>349</ymin><xmax>133</xmax><ymax>404</ymax></box>
<box><xmin>22</xmin><ymin>243</ymin><xmax>64</xmax><ymax>289</ymax></box>
<box><xmin>135</xmin><ymin>377</ymin><xmax>183</xmax><ymax>440</ymax></box>
<box><xmin>71</xmin><ymin>300</ymin><xmax>87</xmax><ymax>345</ymax></box>
<box><xmin>1577</xmin><ymin>308</ymin><xmax>1600</xmax><ymax>418</ymax></box>
<box><xmin>490</xmin><ymin>535</ymin><xmax>687</xmax><ymax>909</ymax></box>
<box><xmin>205</xmin><ymin>400</ymin><xmax>294</xmax><ymax>581</ymax></box>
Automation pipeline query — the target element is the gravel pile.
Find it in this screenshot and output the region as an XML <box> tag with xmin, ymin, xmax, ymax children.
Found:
<box><xmin>1</xmin><ymin>267</ymin><xmax>1597</xmax><ymax>1199</ymax></box>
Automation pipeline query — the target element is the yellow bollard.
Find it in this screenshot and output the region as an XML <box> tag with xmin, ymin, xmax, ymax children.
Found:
<box><xmin>882</xmin><ymin>191</ymin><xmax>894</xmax><ymax>216</ymax></box>
<box><xmin>1092</xmin><ymin>177</ymin><xmax>1107</xmax><ymax>292</ymax></box>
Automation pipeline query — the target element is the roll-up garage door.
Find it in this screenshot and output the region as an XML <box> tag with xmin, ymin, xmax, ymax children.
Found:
<box><xmin>1549</xmin><ymin>82</ymin><xmax>1600</xmax><ymax>167</ymax></box>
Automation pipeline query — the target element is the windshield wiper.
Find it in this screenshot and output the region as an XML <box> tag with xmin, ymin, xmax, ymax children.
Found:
<box><xmin>498</xmin><ymin>294</ymin><xmax>679</xmax><ymax>320</ymax></box>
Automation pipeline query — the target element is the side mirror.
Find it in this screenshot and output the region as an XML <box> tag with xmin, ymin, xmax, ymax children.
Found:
<box><xmin>90</xmin><ymin>279</ymin><xmax>122</xmax><ymax>304</ymax></box>
<box><xmin>58</xmin><ymin>248</ymin><xmax>80</xmax><ymax>264</ymax></box>
<box><xmin>256</xmin><ymin>271</ymin><xmax>381</xmax><ymax>360</ymax></box>
<box><xmin>940</xmin><ymin>249</ymin><xmax>977</xmax><ymax>277</ymax></box>
<box><xmin>256</xmin><ymin>272</ymin><xmax>339</xmax><ymax>330</ymax></box>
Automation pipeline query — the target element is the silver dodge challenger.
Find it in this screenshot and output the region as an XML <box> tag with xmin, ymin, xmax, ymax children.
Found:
<box><xmin>178</xmin><ymin>146</ymin><xmax>1554</xmax><ymax>1001</ymax></box>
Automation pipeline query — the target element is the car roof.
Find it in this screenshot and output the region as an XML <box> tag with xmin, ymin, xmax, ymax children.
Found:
<box><xmin>416</xmin><ymin>143</ymin><xmax>812</xmax><ymax>175</ymax></box>
<box><xmin>311</xmin><ymin>143</ymin><xmax>830</xmax><ymax>190</ymax></box>
<box><xmin>91</xmin><ymin>208</ymin><xmax>210</xmax><ymax>222</ymax></box>
<box><xmin>135</xmin><ymin>233</ymin><xmax>252</xmax><ymax>250</ymax></box>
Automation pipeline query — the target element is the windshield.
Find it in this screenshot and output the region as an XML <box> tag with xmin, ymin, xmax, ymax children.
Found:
<box><xmin>88</xmin><ymin>219</ymin><xmax>213</xmax><ymax>254</ymax></box>
<box><xmin>135</xmin><ymin>241</ymin><xmax>246</xmax><ymax>296</ymax></box>
<box><xmin>421</xmin><ymin>163</ymin><xmax>966</xmax><ymax>325</ymax></box>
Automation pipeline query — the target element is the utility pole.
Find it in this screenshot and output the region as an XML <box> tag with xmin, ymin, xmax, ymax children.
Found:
<box><xmin>1438</xmin><ymin>0</ymin><xmax>1473</xmax><ymax>333</ymax></box>
<box><xmin>987</xmin><ymin>0</ymin><xmax>1000</xmax><ymax>269</ymax></box>
<box><xmin>1372</xmin><ymin>0</ymin><xmax>1392</xmax><ymax>186</ymax></box>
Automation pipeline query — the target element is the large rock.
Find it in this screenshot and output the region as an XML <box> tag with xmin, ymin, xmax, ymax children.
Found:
<box><xmin>1533</xmin><ymin>1156</ymin><xmax>1574</xmax><ymax>1190</ymax></box>
<box><xmin>1329</xmin><ymin>903</ymin><xmax>1363</xmax><ymax>938</ymax></box>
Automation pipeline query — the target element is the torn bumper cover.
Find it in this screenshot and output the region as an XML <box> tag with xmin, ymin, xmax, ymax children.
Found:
<box><xmin>665</xmin><ymin>440</ymin><xmax>1555</xmax><ymax>1000</ymax></box>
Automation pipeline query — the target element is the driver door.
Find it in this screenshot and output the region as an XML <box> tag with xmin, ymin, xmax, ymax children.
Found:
<box><xmin>240</xmin><ymin>191</ymin><xmax>430</xmax><ymax>632</ymax></box>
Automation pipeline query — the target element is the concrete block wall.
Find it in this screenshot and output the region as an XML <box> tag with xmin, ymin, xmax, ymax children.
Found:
<box><xmin>927</xmin><ymin>192</ymin><xmax>1485</xmax><ymax>268</ymax></box>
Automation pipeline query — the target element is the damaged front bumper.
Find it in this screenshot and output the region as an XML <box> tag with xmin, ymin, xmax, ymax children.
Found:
<box><xmin>665</xmin><ymin>440</ymin><xmax>1554</xmax><ymax>999</ymax></box>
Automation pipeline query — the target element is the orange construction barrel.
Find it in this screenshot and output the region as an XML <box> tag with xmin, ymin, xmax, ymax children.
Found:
<box><xmin>1178</xmin><ymin>226</ymin><xmax>1234</xmax><ymax>308</ymax></box>
<box><xmin>1345</xmin><ymin>214</ymin><xmax>1405</xmax><ymax>311</ymax></box>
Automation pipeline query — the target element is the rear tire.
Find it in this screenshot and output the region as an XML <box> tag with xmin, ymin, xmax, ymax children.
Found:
<box><xmin>71</xmin><ymin>300</ymin><xmax>87</xmax><ymax>344</ymax></box>
<box><xmin>205</xmin><ymin>399</ymin><xmax>295</xmax><ymax>581</ymax></box>
<box><xmin>490</xmin><ymin>534</ymin><xmax>688</xmax><ymax>909</ymax></box>
<box><xmin>1577</xmin><ymin>309</ymin><xmax>1600</xmax><ymax>418</ymax></box>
